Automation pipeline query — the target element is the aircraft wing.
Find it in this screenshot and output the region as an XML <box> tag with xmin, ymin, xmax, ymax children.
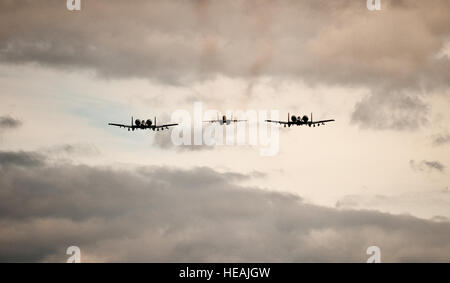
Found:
<box><xmin>108</xmin><ymin>123</ymin><xmax>133</xmax><ymax>129</ymax></box>
<box><xmin>310</xmin><ymin>119</ymin><xmax>335</xmax><ymax>125</ymax></box>
<box><xmin>265</xmin><ymin>120</ymin><xmax>290</xmax><ymax>125</ymax></box>
<box><xmin>153</xmin><ymin>123</ymin><xmax>178</xmax><ymax>129</ymax></box>
<box><xmin>232</xmin><ymin>120</ymin><xmax>247</xmax><ymax>122</ymax></box>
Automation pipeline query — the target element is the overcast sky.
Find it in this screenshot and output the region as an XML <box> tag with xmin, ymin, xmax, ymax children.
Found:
<box><xmin>0</xmin><ymin>0</ymin><xmax>449</xmax><ymax>262</ymax></box>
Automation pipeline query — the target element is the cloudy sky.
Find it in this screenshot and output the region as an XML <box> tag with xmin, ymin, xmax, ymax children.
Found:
<box><xmin>0</xmin><ymin>0</ymin><xmax>450</xmax><ymax>262</ymax></box>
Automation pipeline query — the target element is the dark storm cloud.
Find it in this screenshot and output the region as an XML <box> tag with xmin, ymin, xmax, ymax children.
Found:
<box><xmin>410</xmin><ymin>160</ymin><xmax>445</xmax><ymax>172</ymax></box>
<box><xmin>0</xmin><ymin>116</ymin><xmax>21</xmax><ymax>130</ymax></box>
<box><xmin>1</xmin><ymin>1</ymin><xmax>450</xmax><ymax>130</ymax></box>
<box><xmin>1</xmin><ymin>153</ymin><xmax>450</xmax><ymax>262</ymax></box>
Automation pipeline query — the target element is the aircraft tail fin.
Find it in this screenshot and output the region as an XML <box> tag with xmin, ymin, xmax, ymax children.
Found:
<box><xmin>131</xmin><ymin>116</ymin><xmax>133</xmax><ymax>126</ymax></box>
<box><xmin>311</xmin><ymin>112</ymin><xmax>313</xmax><ymax>123</ymax></box>
<box><xmin>154</xmin><ymin>116</ymin><xmax>156</xmax><ymax>127</ymax></box>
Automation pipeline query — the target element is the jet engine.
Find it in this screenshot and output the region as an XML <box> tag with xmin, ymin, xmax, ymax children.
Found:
<box><xmin>291</xmin><ymin>115</ymin><xmax>297</xmax><ymax>122</ymax></box>
<box><xmin>302</xmin><ymin>115</ymin><xmax>309</xmax><ymax>122</ymax></box>
<box><xmin>135</xmin><ymin>119</ymin><xmax>142</xmax><ymax>126</ymax></box>
<box><xmin>146</xmin><ymin>119</ymin><xmax>152</xmax><ymax>126</ymax></box>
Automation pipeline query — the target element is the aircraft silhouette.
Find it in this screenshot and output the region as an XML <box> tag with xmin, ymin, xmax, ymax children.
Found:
<box><xmin>108</xmin><ymin>116</ymin><xmax>178</xmax><ymax>131</ymax></box>
<box><xmin>266</xmin><ymin>113</ymin><xmax>334</xmax><ymax>128</ymax></box>
<box><xmin>204</xmin><ymin>114</ymin><xmax>246</xmax><ymax>125</ymax></box>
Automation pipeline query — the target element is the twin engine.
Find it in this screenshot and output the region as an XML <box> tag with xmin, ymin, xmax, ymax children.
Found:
<box><xmin>135</xmin><ymin>119</ymin><xmax>152</xmax><ymax>126</ymax></box>
<box><xmin>291</xmin><ymin>115</ymin><xmax>309</xmax><ymax>123</ymax></box>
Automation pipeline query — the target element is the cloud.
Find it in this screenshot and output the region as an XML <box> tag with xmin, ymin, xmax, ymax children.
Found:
<box><xmin>335</xmin><ymin>191</ymin><xmax>450</xmax><ymax>220</ymax></box>
<box><xmin>0</xmin><ymin>151</ymin><xmax>45</xmax><ymax>168</ymax></box>
<box><xmin>432</xmin><ymin>215</ymin><xmax>449</xmax><ymax>222</ymax></box>
<box><xmin>1</xmin><ymin>1</ymin><xmax>448</xmax><ymax>85</ymax></box>
<box><xmin>351</xmin><ymin>91</ymin><xmax>429</xmax><ymax>130</ymax></box>
<box><xmin>410</xmin><ymin>160</ymin><xmax>445</xmax><ymax>172</ymax></box>
<box><xmin>0</xmin><ymin>116</ymin><xmax>21</xmax><ymax>130</ymax></box>
<box><xmin>1</xmin><ymin>0</ymin><xmax>450</xmax><ymax>129</ymax></box>
<box><xmin>432</xmin><ymin>132</ymin><xmax>450</xmax><ymax>146</ymax></box>
<box><xmin>423</xmin><ymin>161</ymin><xmax>446</xmax><ymax>172</ymax></box>
<box><xmin>1</xmin><ymin>152</ymin><xmax>450</xmax><ymax>262</ymax></box>
<box><xmin>41</xmin><ymin>143</ymin><xmax>101</xmax><ymax>157</ymax></box>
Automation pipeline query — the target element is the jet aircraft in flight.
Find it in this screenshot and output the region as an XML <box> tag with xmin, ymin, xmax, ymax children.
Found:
<box><xmin>108</xmin><ymin>116</ymin><xmax>178</xmax><ymax>131</ymax></box>
<box><xmin>266</xmin><ymin>113</ymin><xmax>334</xmax><ymax>127</ymax></box>
<box><xmin>204</xmin><ymin>114</ymin><xmax>246</xmax><ymax>125</ymax></box>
